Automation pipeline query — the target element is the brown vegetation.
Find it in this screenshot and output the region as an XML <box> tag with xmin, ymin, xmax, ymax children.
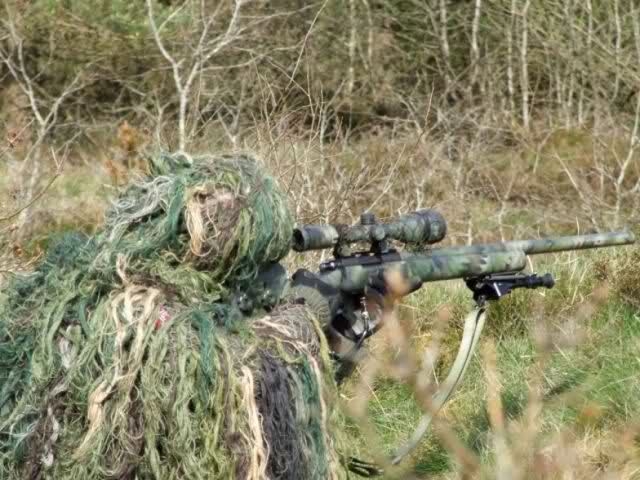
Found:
<box><xmin>1</xmin><ymin>0</ymin><xmax>639</xmax><ymax>477</ymax></box>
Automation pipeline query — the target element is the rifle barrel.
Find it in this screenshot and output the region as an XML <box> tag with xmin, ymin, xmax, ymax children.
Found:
<box><xmin>430</xmin><ymin>231</ymin><xmax>635</xmax><ymax>257</ymax></box>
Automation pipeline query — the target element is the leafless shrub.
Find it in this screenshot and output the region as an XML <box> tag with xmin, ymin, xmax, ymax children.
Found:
<box><xmin>0</xmin><ymin>5</ymin><xmax>87</xmax><ymax>261</ymax></box>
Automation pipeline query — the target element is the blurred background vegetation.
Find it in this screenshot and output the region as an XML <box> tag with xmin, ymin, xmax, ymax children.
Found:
<box><xmin>1</xmin><ymin>0</ymin><xmax>639</xmax><ymax>243</ymax></box>
<box><xmin>1</xmin><ymin>0</ymin><xmax>639</xmax><ymax>478</ymax></box>
<box><xmin>4</xmin><ymin>0</ymin><xmax>640</xmax><ymax>129</ymax></box>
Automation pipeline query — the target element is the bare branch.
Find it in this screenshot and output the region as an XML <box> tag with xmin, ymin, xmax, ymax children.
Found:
<box><xmin>147</xmin><ymin>0</ymin><xmax>254</xmax><ymax>152</ymax></box>
<box><xmin>0</xmin><ymin>148</ymin><xmax>64</xmax><ymax>223</ymax></box>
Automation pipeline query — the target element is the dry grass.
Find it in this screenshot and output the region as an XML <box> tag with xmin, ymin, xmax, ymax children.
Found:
<box><xmin>344</xmin><ymin>256</ymin><xmax>640</xmax><ymax>479</ymax></box>
<box><xmin>1</xmin><ymin>119</ymin><xmax>639</xmax><ymax>477</ymax></box>
<box><xmin>1</xmin><ymin>2</ymin><xmax>639</xmax><ymax>476</ymax></box>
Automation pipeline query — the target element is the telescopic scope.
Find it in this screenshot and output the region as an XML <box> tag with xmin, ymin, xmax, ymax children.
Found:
<box><xmin>292</xmin><ymin>209</ymin><xmax>447</xmax><ymax>252</ymax></box>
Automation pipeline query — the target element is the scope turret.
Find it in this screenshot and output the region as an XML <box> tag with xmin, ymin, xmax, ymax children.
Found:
<box><xmin>292</xmin><ymin>209</ymin><xmax>447</xmax><ymax>252</ymax></box>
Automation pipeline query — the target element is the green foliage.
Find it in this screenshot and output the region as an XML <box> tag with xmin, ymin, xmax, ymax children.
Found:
<box><xmin>31</xmin><ymin>0</ymin><xmax>171</xmax><ymax>34</ymax></box>
<box><xmin>5</xmin><ymin>0</ymin><xmax>180</xmax><ymax>120</ymax></box>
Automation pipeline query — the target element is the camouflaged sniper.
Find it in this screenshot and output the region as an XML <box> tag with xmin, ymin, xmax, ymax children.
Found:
<box><xmin>0</xmin><ymin>153</ymin><xmax>350</xmax><ymax>480</ymax></box>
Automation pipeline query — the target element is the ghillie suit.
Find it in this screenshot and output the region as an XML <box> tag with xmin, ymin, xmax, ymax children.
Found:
<box><xmin>0</xmin><ymin>153</ymin><xmax>349</xmax><ymax>479</ymax></box>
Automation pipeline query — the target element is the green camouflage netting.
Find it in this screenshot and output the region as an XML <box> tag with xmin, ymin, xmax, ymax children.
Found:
<box><xmin>0</xmin><ymin>153</ymin><xmax>348</xmax><ymax>479</ymax></box>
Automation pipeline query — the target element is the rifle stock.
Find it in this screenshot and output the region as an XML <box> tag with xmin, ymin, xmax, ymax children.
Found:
<box><xmin>317</xmin><ymin>250</ymin><xmax>527</xmax><ymax>294</ymax></box>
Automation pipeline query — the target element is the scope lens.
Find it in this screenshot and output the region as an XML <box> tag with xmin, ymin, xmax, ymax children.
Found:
<box><xmin>292</xmin><ymin>229</ymin><xmax>306</xmax><ymax>251</ymax></box>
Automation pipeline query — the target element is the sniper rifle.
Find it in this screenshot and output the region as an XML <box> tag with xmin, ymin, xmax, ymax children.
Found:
<box><xmin>282</xmin><ymin>209</ymin><xmax>635</xmax><ymax>470</ymax></box>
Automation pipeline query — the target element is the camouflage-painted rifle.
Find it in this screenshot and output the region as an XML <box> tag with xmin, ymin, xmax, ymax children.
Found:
<box><xmin>289</xmin><ymin>210</ymin><xmax>634</xmax><ymax>353</ymax></box>
<box><xmin>283</xmin><ymin>210</ymin><xmax>635</xmax><ymax>470</ymax></box>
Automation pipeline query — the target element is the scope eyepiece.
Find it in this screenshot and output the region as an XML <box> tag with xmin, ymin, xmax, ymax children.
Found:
<box><xmin>292</xmin><ymin>209</ymin><xmax>447</xmax><ymax>252</ymax></box>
